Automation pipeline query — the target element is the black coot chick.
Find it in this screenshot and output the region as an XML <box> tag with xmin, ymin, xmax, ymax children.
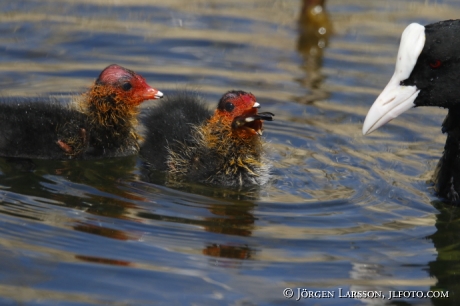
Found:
<box><xmin>140</xmin><ymin>90</ymin><xmax>274</xmax><ymax>187</ymax></box>
<box><xmin>0</xmin><ymin>64</ymin><xmax>163</xmax><ymax>159</ymax></box>
<box><xmin>362</xmin><ymin>20</ymin><xmax>460</xmax><ymax>203</ymax></box>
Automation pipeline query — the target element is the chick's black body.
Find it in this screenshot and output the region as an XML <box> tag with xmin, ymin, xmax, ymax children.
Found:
<box><xmin>0</xmin><ymin>99</ymin><xmax>88</xmax><ymax>159</ymax></box>
<box><xmin>165</xmin><ymin>120</ymin><xmax>269</xmax><ymax>187</ymax></box>
<box><xmin>0</xmin><ymin>97</ymin><xmax>138</xmax><ymax>160</ymax></box>
<box><xmin>140</xmin><ymin>92</ymin><xmax>211</xmax><ymax>170</ymax></box>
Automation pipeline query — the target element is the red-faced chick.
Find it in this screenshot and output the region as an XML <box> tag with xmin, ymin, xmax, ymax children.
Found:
<box><xmin>0</xmin><ymin>64</ymin><xmax>162</xmax><ymax>159</ymax></box>
<box><xmin>141</xmin><ymin>90</ymin><xmax>274</xmax><ymax>187</ymax></box>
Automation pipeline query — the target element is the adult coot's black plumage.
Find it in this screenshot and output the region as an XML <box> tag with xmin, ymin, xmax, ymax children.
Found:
<box><xmin>0</xmin><ymin>64</ymin><xmax>163</xmax><ymax>160</ymax></box>
<box><xmin>362</xmin><ymin>20</ymin><xmax>460</xmax><ymax>203</ymax></box>
<box><xmin>140</xmin><ymin>90</ymin><xmax>274</xmax><ymax>187</ymax></box>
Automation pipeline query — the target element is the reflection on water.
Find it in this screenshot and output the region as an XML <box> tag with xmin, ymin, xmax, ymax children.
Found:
<box><xmin>429</xmin><ymin>202</ymin><xmax>460</xmax><ymax>306</ymax></box>
<box><xmin>297</xmin><ymin>0</ymin><xmax>332</xmax><ymax>103</ymax></box>
<box><xmin>1</xmin><ymin>0</ymin><xmax>460</xmax><ymax>305</ymax></box>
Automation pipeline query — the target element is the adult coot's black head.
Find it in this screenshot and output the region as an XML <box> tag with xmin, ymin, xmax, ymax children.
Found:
<box><xmin>363</xmin><ymin>20</ymin><xmax>460</xmax><ymax>135</ymax></box>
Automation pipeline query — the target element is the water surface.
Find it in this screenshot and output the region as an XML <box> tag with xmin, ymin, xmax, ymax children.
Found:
<box><xmin>0</xmin><ymin>0</ymin><xmax>459</xmax><ymax>305</ymax></box>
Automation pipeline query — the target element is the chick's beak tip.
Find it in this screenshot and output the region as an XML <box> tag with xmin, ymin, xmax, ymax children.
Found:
<box><xmin>143</xmin><ymin>88</ymin><xmax>164</xmax><ymax>100</ymax></box>
<box><xmin>154</xmin><ymin>90</ymin><xmax>164</xmax><ymax>99</ymax></box>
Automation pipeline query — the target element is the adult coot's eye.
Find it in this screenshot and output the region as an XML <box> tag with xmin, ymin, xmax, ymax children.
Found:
<box><xmin>429</xmin><ymin>59</ymin><xmax>442</xmax><ymax>69</ymax></box>
<box><xmin>225</xmin><ymin>102</ymin><xmax>234</xmax><ymax>112</ymax></box>
<box><xmin>122</xmin><ymin>82</ymin><xmax>133</xmax><ymax>91</ymax></box>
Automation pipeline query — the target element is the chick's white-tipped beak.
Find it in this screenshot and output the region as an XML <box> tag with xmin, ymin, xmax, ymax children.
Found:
<box><xmin>362</xmin><ymin>23</ymin><xmax>426</xmax><ymax>135</ymax></box>
<box><xmin>142</xmin><ymin>88</ymin><xmax>164</xmax><ymax>100</ymax></box>
<box><xmin>253</xmin><ymin>102</ymin><xmax>260</xmax><ymax>108</ymax></box>
<box><xmin>154</xmin><ymin>90</ymin><xmax>164</xmax><ymax>99</ymax></box>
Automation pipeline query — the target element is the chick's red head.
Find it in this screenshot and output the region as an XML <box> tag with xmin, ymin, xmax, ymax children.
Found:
<box><xmin>214</xmin><ymin>90</ymin><xmax>274</xmax><ymax>137</ymax></box>
<box><xmin>95</xmin><ymin>64</ymin><xmax>163</xmax><ymax>106</ymax></box>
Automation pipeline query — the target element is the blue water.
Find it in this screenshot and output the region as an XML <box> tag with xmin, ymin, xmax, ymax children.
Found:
<box><xmin>0</xmin><ymin>0</ymin><xmax>459</xmax><ymax>305</ymax></box>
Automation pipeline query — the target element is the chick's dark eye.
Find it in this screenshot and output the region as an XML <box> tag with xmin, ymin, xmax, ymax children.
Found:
<box><xmin>121</xmin><ymin>82</ymin><xmax>133</xmax><ymax>91</ymax></box>
<box><xmin>429</xmin><ymin>59</ymin><xmax>442</xmax><ymax>69</ymax></box>
<box><xmin>224</xmin><ymin>102</ymin><xmax>235</xmax><ymax>112</ymax></box>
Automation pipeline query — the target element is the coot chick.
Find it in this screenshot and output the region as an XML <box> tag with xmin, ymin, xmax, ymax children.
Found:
<box><xmin>362</xmin><ymin>20</ymin><xmax>460</xmax><ymax>203</ymax></box>
<box><xmin>141</xmin><ymin>90</ymin><xmax>274</xmax><ymax>187</ymax></box>
<box><xmin>0</xmin><ymin>64</ymin><xmax>163</xmax><ymax>159</ymax></box>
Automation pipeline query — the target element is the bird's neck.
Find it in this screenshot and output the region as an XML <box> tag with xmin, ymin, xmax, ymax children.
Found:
<box><xmin>439</xmin><ymin>108</ymin><xmax>460</xmax><ymax>165</ymax></box>
<box><xmin>442</xmin><ymin>108</ymin><xmax>460</xmax><ymax>134</ymax></box>
<box><xmin>433</xmin><ymin>107</ymin><xmax>460</xmax><ymax>201</ymax></box>
<box><xmin>81</xmin><ymin>87</ymin><xmax>140</xmax><ymax>144</ymax></box>
<box><xmin>202</xmin><ymin>119</ymin><xmax>263</xmax><ymax>160</ymax></box>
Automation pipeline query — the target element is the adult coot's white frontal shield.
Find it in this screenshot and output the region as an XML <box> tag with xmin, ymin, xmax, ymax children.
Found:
<box><xmin>362</xmin><ymin>23</ymin><xmax>426</xmax><ymax>135</ymax></box>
